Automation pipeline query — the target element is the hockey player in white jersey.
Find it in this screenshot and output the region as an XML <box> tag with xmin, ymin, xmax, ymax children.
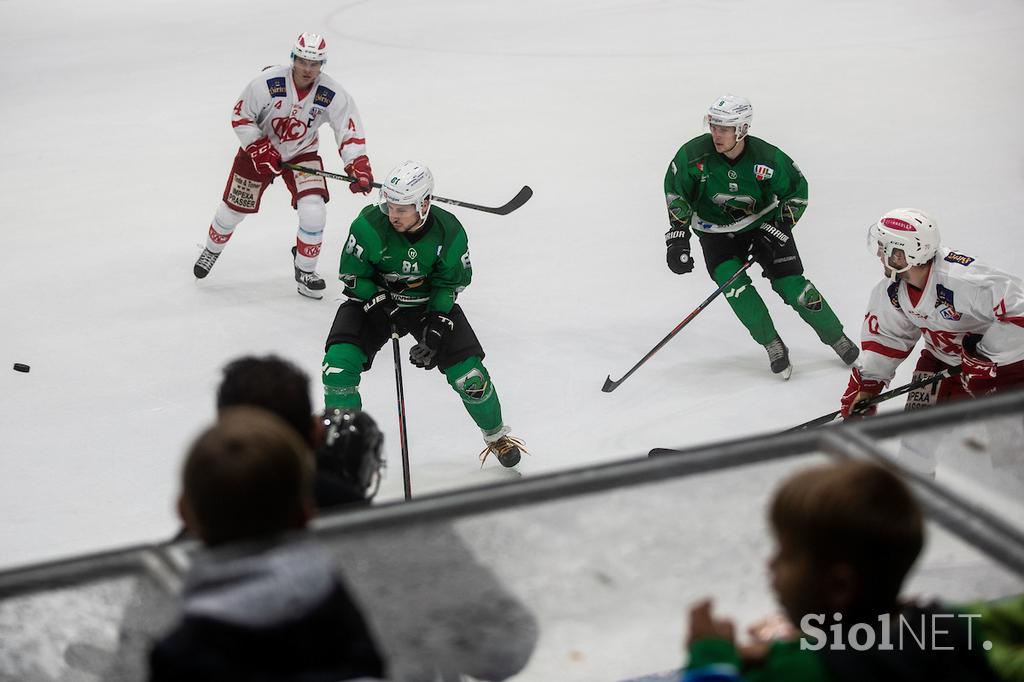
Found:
<box><xmin>193</xmin><ymin>33</ymin><xmax>374</xmax><ymax>299</ymax></box>
<box><xmin>841</xmin><ymin>208</ymin><xmax>1024</xmax><ymax>418</ymax></box>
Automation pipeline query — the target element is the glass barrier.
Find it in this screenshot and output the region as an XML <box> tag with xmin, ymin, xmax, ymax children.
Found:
<box><xmin>1</xmin><ymin>392</ymin><xmax>1022</xmax><ymax>681</ymax></box>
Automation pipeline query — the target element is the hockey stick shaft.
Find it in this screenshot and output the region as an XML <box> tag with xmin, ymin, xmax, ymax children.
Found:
<box><xmin>391</xmin><ymin>330</ymin><xmax>413</xmax><ymax>500</ymax></box>
<box><xmin>602</xmin><ymin>258</ymin><xmax>755</xmax><ymax>393</ymax></box>
<box><xmin>283</xmin><ymin>163</ymin><xmax>533</xmax><ymax>215</ymax></box>
<box><xmin>784</xmin><ymin>365</ymin><xmax>964</xmax><ymax>432</ymax></box>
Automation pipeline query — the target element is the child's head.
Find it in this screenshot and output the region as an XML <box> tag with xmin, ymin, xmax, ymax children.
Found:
<box><xmin>768</xmin><ymin>460</ymin><xmax>923</xmax><ymax>623</ymax></box>
<box><xmin>180</xmin><ymin>406</ymin><xmax>314</xmax><ymax>547</ymax></box>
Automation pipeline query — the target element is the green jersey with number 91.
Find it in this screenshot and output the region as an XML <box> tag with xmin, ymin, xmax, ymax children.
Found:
<box><xmin>339</xmin><ymin>204</ymin><xmax>472</xmax><ymax>313</ymax></box>
<box><xmin>664</xmin><ymin>134</ymin><xmax>808</xmax><ymax>236</ymax></box>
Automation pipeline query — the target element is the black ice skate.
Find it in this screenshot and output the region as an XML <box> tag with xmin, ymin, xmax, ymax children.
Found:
<box><xmin>291</xmin><ymin>247</ymin><xmax>326</xmax><ymax>299</ymax></box>
<box><xmin>193</xmin><ymin>248</ymin><xmax>221</xmax><ymax>279</ymax></box>
<box><xmin>479</xmin><ymin>434</ymin><xmax>527</xmax><ymax>468</ymax></box>
<box><xmin>764</xmin><ymin>336</ymin><xmax>793</xmax><ymax>380</ymax></box>
<box><xmin>831</xmin><ymin>334</ymin><xmax>859</xmax><ymax>366</ymax></box>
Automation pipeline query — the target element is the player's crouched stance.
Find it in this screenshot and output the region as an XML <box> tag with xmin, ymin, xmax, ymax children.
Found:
<box><xmin>841</xmin><ymin>208</ymin><xmax>1024</xmax><ymax>418</ymax></box>
<box><xmin>321</xmin><ymin>161</ymin><xmax>526</xmax><ymax>468</ymax></box>
<box><xmin>193</xmin><ymin>33</ymin><xmax>375</xmax><ymax>299</ymax></box>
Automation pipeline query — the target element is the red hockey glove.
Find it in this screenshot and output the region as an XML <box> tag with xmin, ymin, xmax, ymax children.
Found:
<box><xmin>840</xmin><ymin>367</ymin><xmax>886</xmax><ymax>419</ymax></box>
<box><xmin>960</xmin><ymin>334</ymin><xmax>997</xmax><ymax>397</ymax></box>
<box><xmin>245</xmin><ymin>137</ymin><xmax>282</xmax><ymax>176</ymax></box>
<box><xmin>345</xmin><ymin>155</ymin><xmax>374</xmax><ymax>195</ymax></box>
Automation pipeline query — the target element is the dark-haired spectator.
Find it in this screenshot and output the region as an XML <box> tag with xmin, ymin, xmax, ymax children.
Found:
<box><xmin>681</xmin><ymin>459</ymin><xmax>997</xmax><ymax>682</ymax></box>
<box><xmin>217</xmin><ymin>354</ymin><xmax>370</xmax><ymax>509</ymax></box>
<box><xmin>148</xmin><ymin>407</ymin><xmax>385</xmax><ymax>682</ymax></box>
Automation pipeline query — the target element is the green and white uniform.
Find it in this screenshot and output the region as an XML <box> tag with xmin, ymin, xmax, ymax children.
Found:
<box><xmin>664</xmin><ymin>134</ymin><xmax>845</xmax><ymax>347</ymax></box>
<box><xmin>322</xmin><ymin>204</ymin><xmax>507</xmax><ymax>437</ymax></box>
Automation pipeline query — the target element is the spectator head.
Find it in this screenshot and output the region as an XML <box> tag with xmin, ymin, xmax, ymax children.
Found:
<box><xmin>316</xmin><ymin>409</ymin><xmax>385</xmax><ymax>500</ymax></box>
<box><xmin>768</xmin><ymin>460</ymin><xmax>923</xmax><ymax>622</ymax></box>
<box><xmin>216</xmin><ymin>355</ymin><xmax>314</xmax><ymax>446</ymax></box>
<box><xmin>179</xmin><ymin>406</ymin><xmax>314</xmax><ymax>546</ymax></box>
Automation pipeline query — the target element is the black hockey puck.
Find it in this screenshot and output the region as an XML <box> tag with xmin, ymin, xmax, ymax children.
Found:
<box><xmin>13</xmin><ymin>363</ymin><xmax>30</xmax><ymax>373</ymax></box>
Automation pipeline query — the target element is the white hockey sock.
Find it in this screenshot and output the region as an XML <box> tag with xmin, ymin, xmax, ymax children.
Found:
<box><xmin>294</xmin><ymin>196</ymin><xmax>326</xmax><ymax>272</ymax></box>
<box><xmin>205</xmin><ymin>203</ymin><xmax>246</xmax><ymax>253</ymax></box>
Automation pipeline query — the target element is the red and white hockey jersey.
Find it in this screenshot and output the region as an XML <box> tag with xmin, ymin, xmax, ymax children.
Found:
<box><xmin>230</xmin><ymin>65</ymin><xmax>367</xmax><ymax>165</ymax></box>
<box><xmin>858</xmin><ymin>248</ymin><xmax>1024</xmax><ymax>382</ymax></box>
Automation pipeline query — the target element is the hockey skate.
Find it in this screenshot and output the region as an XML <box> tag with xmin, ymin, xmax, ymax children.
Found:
<box><xmin>831</xmin><ymin>334</ymin><xmax>859</xmax><ymax>366</ymax></box>
<box><xmin>479</xmin><ymin>434</ymin><xmax>528</xmax><ymax>468</ymax></box>
<box><xmin>764</xmin><ymin>336</ymin><xmax>793</xmax><ymax>380</ymax></box>
<box><xmin>291</xmin><ymin>247</ymin><xmax>326</xmax><ymax>299</ymax></box>
<box><xmin>193</xmin><ymin>248</ymin><xmax>221</xmax><ymax>279</ymax></box>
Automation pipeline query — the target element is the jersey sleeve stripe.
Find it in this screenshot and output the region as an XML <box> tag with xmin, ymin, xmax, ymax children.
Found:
<box><xmin>863</xmin><ymin>340</ymin><xmax>913</xmax><ymax>359</ymax></box>
<box><xmin>339</xmin><ymin>137</ymin><xmax>366</xmax><ymax>149</ymax></box>
<box><xmin>231</xmin><ymin>118</ymin><xmax>254</xmax><ymax>128</ymax></box>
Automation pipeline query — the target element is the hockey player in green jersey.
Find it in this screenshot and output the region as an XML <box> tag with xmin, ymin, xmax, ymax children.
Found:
<box><xmin>322</xmin><ymin>161</ymin><xmax>525</xmax><ymax>467</ymax></box>
<box><xmin>663</xmin><ymin>94</ymin><xmax>858</xmax><ymax>378</ymax></box>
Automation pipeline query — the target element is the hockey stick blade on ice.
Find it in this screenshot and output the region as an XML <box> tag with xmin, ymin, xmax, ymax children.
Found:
<box><xmin>603</xmin><ymin>258</ymin><xmax>755</xmax><ymax>393</ymax></box>
<box><xmin>283</xmin><ymin>163</ymin><xmax>533</xmax><ymax>215</ymax></box>
<box><xmin>647</xmin><ymin>367</ymin><xmax>963</xmax><ymax>457</ymax></box>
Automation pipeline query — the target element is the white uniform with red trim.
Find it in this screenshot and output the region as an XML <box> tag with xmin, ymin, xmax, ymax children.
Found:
<box><xmin>231</xmin><ymin>65</ymin><xmax>367</xmax><ymax>165</ymax></box>
<box><xmin>858</xmin><ymin>247</ymin><xmax>1024</xmax><ymax>383</ymax></box>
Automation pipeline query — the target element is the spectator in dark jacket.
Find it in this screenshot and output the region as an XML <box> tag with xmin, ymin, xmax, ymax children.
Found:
<box><xmin>148</xmin><ymin>406</ymin><xmax>386</xmax><ymax>682</ymax></box>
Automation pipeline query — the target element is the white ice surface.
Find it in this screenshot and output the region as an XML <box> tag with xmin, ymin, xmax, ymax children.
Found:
<box><xmin>1</xmin><ymin>0</ymin><xmax>1023</xmax><ymax>574</ymax></box>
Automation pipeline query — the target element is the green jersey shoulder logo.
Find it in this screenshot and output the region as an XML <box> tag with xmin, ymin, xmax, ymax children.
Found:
<box><xmin>754</xmin><ymin>164</ymin><xmax>774</xmax><ymax>180</ymax></box>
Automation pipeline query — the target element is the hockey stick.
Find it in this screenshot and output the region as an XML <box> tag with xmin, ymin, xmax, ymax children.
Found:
<box><xmin>647</xmin><ymin>365</ymin><xmax>964</xmax><ymax>457</ymax></box>
<box><xmin>283</xmin><ymin>163</ymin><xmax>533</xmax><ymax>215</ymax></box>
<box><xmin>783</xmin><ymin>365</ymin><xmax>963</xmax><ymax>432</ymax></box>
<box><xmin>391</xmin><ymin>329</ymin><xmax>413</xmax><ymax>500</ymax></box>
<box><xmin>602</xmin><ymin>258</ymin><xmax>756</xmax><ymax>393</ymax></box>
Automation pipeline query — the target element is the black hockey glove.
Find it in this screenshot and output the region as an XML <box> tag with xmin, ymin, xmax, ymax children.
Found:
<box><xmin>410</xmin><ymin>311</ymin><xmax>455</xmax><ymax>370</ymax></box>
<box><xmin>751</xmin><ymin>221</ymin><xmax>792</xmax><ymax>260</ymax></box>
<box><xmin>363</xmin><ymin>292</ymin><xmax>404</xmax><ymax>332</ymax></box>
<box><xmin>665</xmin><ymin>230</ymin><xmax>694</xmax><ymax>275</ymax></box>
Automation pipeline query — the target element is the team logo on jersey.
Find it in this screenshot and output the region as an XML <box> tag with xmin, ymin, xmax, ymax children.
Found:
<box><xmin>266</xmin><ymin>77</ymin><xmax>287</xmax><ymax>97</ymax></box>
<box><xmin>935</xmin><ymin>284</ymin><xmax>962</xmax><ymax>321</ymax></box>
<box><xmin>340</xmin><ymin>274</ymin><xmax>357</xmax><ymax>289</ymax></box>
<box><xmin>754</xmin><ymin>164</ymin><xmax>774</xmax><ymax>181</ymax></box>
<box><xmin>886</xmin><ymin>281</ymin><xmax>902</xmax><ymax>309</ymax></box>
<box><xmin>313</xmin><ymin>86</ymin><xmax>336</xmax><ymax>108</ymax></box>
<box><xmin>944</xmin><ymin>251</ymin><xmax>975</xmax><ymax>266</ymax></box>
<box><xmin>407</xmin><ymin>248</ymin><xmax>417</xmax><ymax>259</ymax></box>
<box><xmin>272</xmin><ymin>116</ymin><xmax>308</xmax><ymax>142</ymax></box>
<box><xmin>695</xmin><ymin>161</ymin><xmax>704</xmax><ymax>172</ymax></box>
<box><xmin>727</xmin><ymin>169</ymin><xmax>738</xmax><ymax>180</ymax></box>
<box><xmin>729</xmin><ymin>182</ymin><xmax>738</xmax><ymax>192</ymax></box>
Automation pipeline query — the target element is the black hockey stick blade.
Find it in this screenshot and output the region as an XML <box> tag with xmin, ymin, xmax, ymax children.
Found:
<box><xmin>602</xmin><ymin>259</ymin><xmax>755</xmax><ymax>394</ymax></box>
<box><xmin>283</xmin><ymin>163</ymin><xmax>532</xmax><ymax>216</ymax></box>
<box><xmin>648</xmin><ymin>448</ymin><xmax>682</xmax><ymax>457</ymax></box>
<box><xmin>435</xmin><ymin>185</ymin><xmax>532</xmax><ymax>215</ymax></box>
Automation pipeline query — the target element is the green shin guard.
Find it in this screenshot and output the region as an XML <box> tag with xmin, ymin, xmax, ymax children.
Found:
<box><xmin>322</xmin><ymin>343</ymin><xmax>367</xmax><ymax>410</ymax></box>
<box><xmin>771</xmin><ymin>275</ymin><xmax>844</xmax><ymax>344</ymax></box>
<box><xmin>712</xmin><ymin>260</ymin><xmax>778</xmax><ymax>346</ymax></box>
<box><xmin>444</xmin><ymin>356</ymin><xmax>504</xmax><ymax>433</ymax></box>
